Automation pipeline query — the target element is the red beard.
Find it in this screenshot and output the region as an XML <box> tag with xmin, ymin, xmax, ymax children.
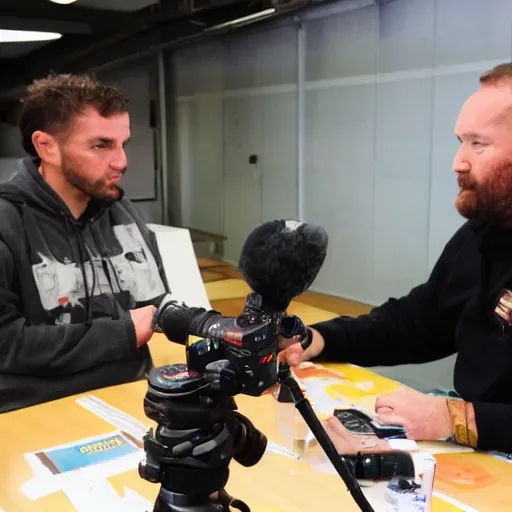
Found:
<box><xmin>455</xmin><ymin>159</ymin><xmax>512</xmax><ymax>225</ymax></box>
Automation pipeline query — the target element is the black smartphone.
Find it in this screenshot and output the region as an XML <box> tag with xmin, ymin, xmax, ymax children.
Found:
<box><xmin>333</xmin><ymin>408</ymin><xmax>406</xmax><ymax>439</ymax></box>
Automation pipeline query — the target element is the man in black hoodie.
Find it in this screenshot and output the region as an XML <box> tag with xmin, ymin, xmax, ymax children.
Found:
<box><xmin>282</xmin><ymin>62</ymin><xmax>512</xmax><ymax>454</ymax></box>
<box><xmin>0</xmin><ymin>73</ymin><xmax>169</xmax><ymax>412</ymax></box>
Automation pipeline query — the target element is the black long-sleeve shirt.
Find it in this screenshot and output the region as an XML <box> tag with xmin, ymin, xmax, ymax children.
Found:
<box><xmin>312</xmin><ymin>220</ymin><xmax>512</xmax><ymax>453</ymax></box>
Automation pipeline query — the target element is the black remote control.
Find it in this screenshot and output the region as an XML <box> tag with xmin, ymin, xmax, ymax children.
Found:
<box><xmin>334</xmin><ymin>408</ymin><xmax>407</xmax><ymax>439</ymax></box>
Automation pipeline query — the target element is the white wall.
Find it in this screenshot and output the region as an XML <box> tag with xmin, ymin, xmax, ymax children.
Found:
<box><xmin>168</xmin><ymin>24</ymin><xmax>298</xmax><ymax>263</ymax></box>
<box><xmin>303</xmin><ymin>0</ymin><xmax>512</xmax><ymax>306</ymax></box>
<box><xmin>168</xmin><ymin>0</ymin><xmax>512</xmax><ymax>307</ymax></box>
<box><xmin>171</xmin><ymin>41</ymin><xmax>225</xmax><ymax>235</ymax></box>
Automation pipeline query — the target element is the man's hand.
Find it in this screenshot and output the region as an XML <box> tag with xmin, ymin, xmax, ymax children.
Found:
<box><xmin>375</xmin><ymin>387</ymin><xmax>452</xmax><ymax>441</ymax></box>
<box><xmin>322</xmin><ymin>415</ymin><xmax>390</xmax><ymax>454</ymax></box>
<box><xmin>130</xmin><ymin>305</ymin><xmax>157</xmax><ymax>348</ymax></box>
<box><xmin>278</xmin><ymin>328</ymin><xmax>325</xmax><ymax>366</ymax></box>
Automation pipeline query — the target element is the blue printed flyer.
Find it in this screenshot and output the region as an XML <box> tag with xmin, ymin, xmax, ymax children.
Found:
<box><xmin>34</xmin><ymin>430</ymin><xmax>142</xmax><ymax>475</ymax></box>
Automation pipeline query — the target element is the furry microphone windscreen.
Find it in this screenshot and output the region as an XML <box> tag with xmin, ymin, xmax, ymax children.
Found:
<box><xmin>238</xmin><ymin>220</ymin><xmax>328</xmax><ymax>311</ymax></box>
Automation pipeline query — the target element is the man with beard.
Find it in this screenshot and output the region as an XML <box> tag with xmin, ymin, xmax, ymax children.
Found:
<box><xmin>282</xmin><ymin>62</ymin><xmax>512</xmax><ymax>454</ymax></box>
<box><xmin>0</xmin><ymin>73</ymin><xmax>169</xmax><ymax>412</ymax></box>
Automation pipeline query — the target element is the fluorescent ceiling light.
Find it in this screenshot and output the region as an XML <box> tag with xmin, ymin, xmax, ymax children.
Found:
<box><xmin>0</xmin><ymin>29</ymin><xmax>62</xmax><ymax>42</ymax></box>
<box><xmin>48</xmin><ymin>0</ymin><xmax>77</xmax><ymax>4</ymax></box>
<box><xmin>206</xmin><ymin>8</ymin><xmax>276</xmax><ymax>32</ymax></box>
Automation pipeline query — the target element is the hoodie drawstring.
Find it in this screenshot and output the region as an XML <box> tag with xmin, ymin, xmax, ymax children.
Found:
<box><xmin>87</xmin><ymin>224</ymin><xmax>122</xmax><ymax>319</ymax></box>
<box><xmin>70</xmin><ymin>221</ymin><xmax>93</xmax><ymax>323</ymax></box>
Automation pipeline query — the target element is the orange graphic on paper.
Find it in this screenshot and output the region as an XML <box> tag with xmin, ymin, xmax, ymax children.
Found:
<box><xmin>432</xmin><ymin>452</ymin><xmax>512</xmax><ymax>512</ymax></box>
<box><xmin>288</xmin><ymin>362</ymin><xmax>403</xmax><ymax>416</ymax></box>
<box><xmin>292</xmin><ymin>363</ymin><xmax>344</xmax><ymax>381</ymax></box>
<box><xmin>436</xmin><ymin>456</ymin><xmax>499</xmax><ymax>490</ymax></box>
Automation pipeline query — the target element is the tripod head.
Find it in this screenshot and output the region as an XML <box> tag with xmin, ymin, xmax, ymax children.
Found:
<box><xmin>138</xmin><ymin>362</ymin><xmax>266</xmax><ymax>511</ymax></box>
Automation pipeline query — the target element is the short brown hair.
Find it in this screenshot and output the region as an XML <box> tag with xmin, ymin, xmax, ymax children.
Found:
<box><xmin>19</xmin><ymin>73</ymin><xmax>128</xmax><ymax>156</ymax></box>
<box><xmin>480</xmin><ymin>62</ymin><xmax>512</xmax><ymax>86</ymax></box>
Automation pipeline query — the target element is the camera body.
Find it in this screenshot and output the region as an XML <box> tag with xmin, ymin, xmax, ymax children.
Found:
<box><xmin>155</xmin><ymin>291</ymin><xmax>309</xmax><ymax>398</ymax></box>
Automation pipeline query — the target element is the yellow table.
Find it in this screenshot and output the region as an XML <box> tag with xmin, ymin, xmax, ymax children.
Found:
<box><xmin>0</xmin><ymin>336</ymin><xmax>507</xmax><ymax>512</ymax></box>
<box><xmin>2</xmin><ymin>279</ymin><xmax>512</xmax><ymax>511</ymax></box>
<box><xmin>0</xmin><ymin>340</ymin><xmax>368</xmax><ymax>512</ymax></box>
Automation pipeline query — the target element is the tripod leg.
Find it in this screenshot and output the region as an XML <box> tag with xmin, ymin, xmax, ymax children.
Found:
<box><xmin>278</xmin><ymin>371</ymin><xmax>375</xmax><ymax>512</ymax></box>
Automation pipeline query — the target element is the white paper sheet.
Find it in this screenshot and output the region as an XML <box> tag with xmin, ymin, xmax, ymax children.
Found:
<box><xmin>26</xmin><ymin>472</ymin><xmax>153</xmax><ymax>512</ymax></box>
<box><xmin>57</xmin><ymin>474</ymin><xmax>125</xmax><ymax>512</ymax></box>
<box><xmin>75</xmin><ymin>394</ymin><xmax>149</xmax><ymax>440</ymax></box>
<box><xmin>22</xmin><ymin>433</ymin><xmax>144</xmax><ymax>501</ymax></box>
<box><xmin>265</xmin><ymin>442</ymin><xmax>303</xmax><ymax>460</ymax></box>
<box><xmin>20</xmin><ymin>394</ymin><xmax>157</xmax><ymax>512</ymax></box>
<box><xmin>432</xmin><ymin>491</ymin><xmax>480</xmax><ymax>512</ymax></box>
<box><xmin>22</xmin><ymin>434</ymin><xmax>152</xmax><ymax>512</ymax></box>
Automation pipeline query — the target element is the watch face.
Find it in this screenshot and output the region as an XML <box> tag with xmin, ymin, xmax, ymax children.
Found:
<box><xmin>334</xmin><ymin>409</ymin><xmax>375</xmax><ymax>435</ymax></box>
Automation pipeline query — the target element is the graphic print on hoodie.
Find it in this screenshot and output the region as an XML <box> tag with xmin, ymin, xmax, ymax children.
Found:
<box><xmin>31</xmin><ymin>221</ymin><xmax>166</xmax><ymax>325</ymax></box>
<box><xmin>0</xmin><ymin>157</ymin><xmax>169</xmax><ymax>412</ymax></box>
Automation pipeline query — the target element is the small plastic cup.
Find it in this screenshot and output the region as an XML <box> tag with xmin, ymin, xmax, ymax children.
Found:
<box><xmin>383</xmin><ymin>452</ymin><xmax>436</xmax><ymax>511</ymax></box>
<box><xmin>415</xmin><ymin>452</ymin><xmax>436</xmax><ymax>512</ymax></box>
<box><xmin>273</xmin><ymin>384</ymin><xmax>310</xmax><ymax>457</ymax></box>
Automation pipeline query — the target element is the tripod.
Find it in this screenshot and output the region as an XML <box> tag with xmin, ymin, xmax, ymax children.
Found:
<box><xmin>138</xmin><ymin>361</ymin><xmax>375</xmax><ymax>512</ymax></box>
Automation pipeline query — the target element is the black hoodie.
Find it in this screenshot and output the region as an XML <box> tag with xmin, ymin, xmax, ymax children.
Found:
<box><xmin>0</xmin><ymin>158</ymin><xmax>168</xmax><ymax>412</ymax></box>
<box><xmin>311</xmin><ymin>219</ymin><xmax>512</xmax><ymax>453</ymax></box>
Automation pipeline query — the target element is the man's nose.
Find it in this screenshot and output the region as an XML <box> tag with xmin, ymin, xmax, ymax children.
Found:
<box><xmin>110</xmin><ymin>149</ymin><xmax>127</xmax><ymax>171</ymax></box>
<box><xmin>452</xmin><ymin>145</ymin><xmax>470</xmax><ymax>173</ymax></box>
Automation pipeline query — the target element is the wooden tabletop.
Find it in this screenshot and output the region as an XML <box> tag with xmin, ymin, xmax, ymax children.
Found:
<box><xmin>0</xmin><ymin>339</ymin><xmax>367</xmax><ymax>512</ymax></box>
<box><xmin>2</xmin><ymin>331</ymin><xmax>509</xmax><ymax>511</ymax></box>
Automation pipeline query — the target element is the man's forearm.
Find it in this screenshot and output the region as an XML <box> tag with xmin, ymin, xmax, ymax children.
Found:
<box><xmin>311</xmin><ymin>284</ymin><xmax>457</xmax><ymax>367</ymax></box>
<box><xmin>0</xmin><ymin>312</ymin><xmax>137</xmax><ymax>377</ymax></box>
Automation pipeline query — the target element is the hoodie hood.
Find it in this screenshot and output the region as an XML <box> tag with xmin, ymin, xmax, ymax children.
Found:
<box><xmin>0</xmin><ymin>157</ymin><xmax>124</xmax><ymax>223</ymax></box>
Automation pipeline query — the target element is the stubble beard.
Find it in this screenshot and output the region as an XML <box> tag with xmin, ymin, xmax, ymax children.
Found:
<box><xmin>62</xmin><ymin>156</ymin><xmax>123</xmax><ymax>203</ymax></box>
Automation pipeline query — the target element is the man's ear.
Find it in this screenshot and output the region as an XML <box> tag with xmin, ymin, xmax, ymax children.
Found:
<box><xmin>31</xmin><ymin>130</ymin><xmax>61</xmax><ymax>166</ymax></box>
